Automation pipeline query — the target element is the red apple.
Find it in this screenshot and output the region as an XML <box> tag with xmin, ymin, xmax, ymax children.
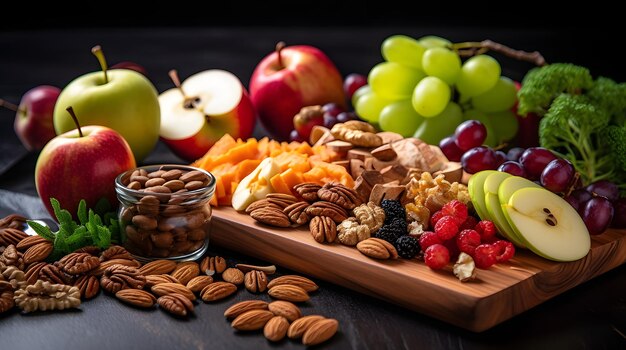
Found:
<box><xmin>1</xmin><ymin>85</ymin><xmax>60</xmax><ymax>151</ymax></box>
<box><xmin>293</xmin><ymin>105</ymin><xmax>324</xmax><ymax>141</ymax></box>
<box><xmin>35</xmin><ymin>107</ymin><xmax>136</xmax><ymax>220</ymax></box>
<box><xmin>249</xmin><ymin>42</ymin><xmax>346</xmax><ymax>140</ymax></box>
<box><xmin>111</xmin><ymin>61</ymin><xmax>148</xmax><ymax>77</ymax></box>
<box><xmin>158</xmin><ymin>69</ymin><xmax>256</xmax><ymax>162</ymax></box>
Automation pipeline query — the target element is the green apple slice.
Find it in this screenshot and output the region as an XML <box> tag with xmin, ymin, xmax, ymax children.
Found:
<box><xmin>502</xmin><ymin>187</ymin><xmax>591</xmax><ymax>262</ymax></box>
<box><xmin>467</xmin><ymin>170</ymin><xmax>498</xmax><ymax>221</ymax></box>
<box><xmin>483</xmin><ymin>172</ymin><xmax>526</xmax><ymax>248</ymax></box>
<box><xmin>498</xmin><ymin>176</ymin><xmax>542</xmax><ymax>205</ymax></box>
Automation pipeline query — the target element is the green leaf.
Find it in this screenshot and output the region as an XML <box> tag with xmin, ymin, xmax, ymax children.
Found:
<box><xmin>96</xmin><ymin>226</ymin><xmax>111</xmax><ymax>249</ymax></box>
<box><xmin>108</xmin><ymin>218</ymin><xmax>121</xmax><ymax>244</ymax></box>
<box><xmin>51</xmin><ymin>198</ymin><xmax>73</xmax><ymax>226</ymax></box>
<box><xmin>27</xmin><ymin>220</ymin><xmax>55</xmax><ymax>241</ymax></box>
<box><xmin>66</xmin><ymin>226</ymin><xmax>90</xmax><ymax>251</ymax></box>
<box><xmin>77</xmin><ymin>200</ymin><xmax>88</xmax><ymax>226</ymax></box>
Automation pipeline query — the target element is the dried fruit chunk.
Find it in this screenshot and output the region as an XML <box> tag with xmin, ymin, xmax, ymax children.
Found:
<box><xmin>158</xmin><ymin>293</ymin><xmax>194</xmax><ymax>317</ymax></box>
<box><xmin>317</xmin><ymin>182</ymin><xmax>362</xmax><ymax>210</ymax></box>
<box><xmin>100</xmin><ymin>265</ymin><xmax>146</xmax><ymax>294</ymax></box>
<box><xmin>224</xmin><ymin>300</ymin><xmax>269</xmax><ymax>319</ymax></box>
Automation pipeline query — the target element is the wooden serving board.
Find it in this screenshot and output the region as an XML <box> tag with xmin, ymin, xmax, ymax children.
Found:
<box><xmin>210</xmin><ymin>207</ymin><xmax>626</xmax><ymax>332</ymax></box>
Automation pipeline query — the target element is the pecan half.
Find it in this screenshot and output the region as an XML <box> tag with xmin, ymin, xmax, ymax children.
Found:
<box><xmin>250</xmin><ymin>207</ymin><xmax>291</xmax><ymax>228</ymax></box>
<box><xmin>171</xmin><ymin>262</ymin><xmax>200</xmax><ymax>285</ymax></box>
<box><xmin>200</xmin><ymin>256</ymin><xmax>227</xmax><ymax>276</ymax></box>
<box><xmin>74</xmin><ymin>275</ymin><xmax>100</xmax><ymax>299</ymax></box>
<box><xmin>100</xmin><ymin>265</ymin><xmax>146</xmax><ymax>294</ymax></box>
<box><xmin>59</xmin><ymin>253</ymin><xmax>101</xmax><ymax>275</ymax></box>
<box><xmin>73</xmin><ymin>246</ymin><xmax>101</xmax><ymax>256</ymax></box>
<box><xmin>0</xmin><ymin>289</ymin><xmax>14</xmax><ymax>313</ymax></box>
<box><xmin>16</xmin><ymin>235</ymin><xmax>49</xmax><ymax>252</ymax></box>
<box><xmin>305</xmin><ymin>202</ymin><xmax>348</xmax><ymax>223</ymax></box>
<box><xmin>317</xmin><ymin>182</ymin><xmax>362</xmax><ymax>210</ymax></box>
<box><xmin>22</xmin><ymin>242</ymin><xmax>53</xmax><ymax>265</ymax></box>
<box><xmin>0</xmin><ymin>229</ymin><xmax>28</xmax><ymax>248</ymax></box>
<box><xmin>0</xmin><ymin>214</ymin><xmax>27</xmax><ymax>230</ymax></box>
<box><xmin>309</xmin><ymin>216</ymin><xmax>337</xmax><ymax>243</ymax></box>
<box><xmin>244</xmin><ymin>270</ymin><xmax>268</xmax><ymax>293</ymax></box>
<box><xmin>39</xmin><ymin>264</ymin><xmax>72</xmax><ymax>285</ymax></box>
<box><xmin>293</xmin><ymin>183</ymin><xmax>321</xmax><ymax>202</ymax></box>
<box><xmin>100</xmin><ymin>245</ymin><xmax>132</xmax><ymax>261</ymax></box>
<box><xmin>24</xmin><ymin>262</ymin><xmax>47</xmax><ymax>285</ymax></box>
<box><xmin>245</xmin><ymin>199</ymin><xmax>281</xmax><ymax>214</ymax></box>
<box><xmin>158</xmin><ymin>293</ymin><xmax>194</xmax><ymax>317</ymax></box>
<box><xmin>283</xmin><ymin>202</ymin><xmax>310</xmax><ymax>225</ymax></box>
<box><xmin>266</xmin><ymin>193</ymin><xmax>297</xmax><ymax>209</ymax></box>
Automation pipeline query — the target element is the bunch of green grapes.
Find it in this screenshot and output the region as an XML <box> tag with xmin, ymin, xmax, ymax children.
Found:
<box><xmin>353</xmin><ymin>35</ymin><xmax>519</xmax><ymax>146</ymax></box>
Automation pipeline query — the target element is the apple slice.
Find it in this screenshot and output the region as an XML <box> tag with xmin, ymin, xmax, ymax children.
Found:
<box><xmin>483</xmin><ymin>172</ymin><xmax>526</xmax><ymax>248</ymax></box>
<box><xmin>467</xmin><ymin>170</ymin><xmax>498</xmax><ymax>221</ymax></box>
<box><xmin>502</xmin><ymin>187</ymin><xmax>590</xmax><ymax>261</ymax></box>
<box><xmin>498</xmin><ymin>176</ymin><xmax>542</xmax><ymax>205</ymax></box>
<box><xmin>232</xmin><ymin>158</ymin><xmax>281</xmax><ymax>211</ymax></box>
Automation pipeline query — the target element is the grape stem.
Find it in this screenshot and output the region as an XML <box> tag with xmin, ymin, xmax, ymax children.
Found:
<box><xmin>451</xmin><ymin>40</ymin><xmax>547</xmax><ymax>66</ymax></box>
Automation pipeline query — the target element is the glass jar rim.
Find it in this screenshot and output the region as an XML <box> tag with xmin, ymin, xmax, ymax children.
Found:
<box><xmin>115</xmin><ymin>164</ymin><xmax>216</xmax><ymax>202</ymax></box>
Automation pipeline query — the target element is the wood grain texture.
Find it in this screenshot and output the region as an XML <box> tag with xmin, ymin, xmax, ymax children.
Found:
<box><xmin>211</xmin><ymin>207</ymin><xmax>626</xmax><ymax>332</ymax></box>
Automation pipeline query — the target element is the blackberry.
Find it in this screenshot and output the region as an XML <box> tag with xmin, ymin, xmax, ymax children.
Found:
<box><xmin>381</xmin><ymin>199</ymin><xmax>406</xmax><ymax>222</ymax></box>
<box><xmin>387</xmin><ymin>217</ymin><xmax>407</xmax><ymax>234</ymax></box>
<box><xmin>374</xmin><ymin>225</ymin><xmax>404</xmax><ymax>244</ymax></box>
<box><xmin>395</xmin><ymin>235</ymin><xmax>420</xmax><ymax>259</ymax></box>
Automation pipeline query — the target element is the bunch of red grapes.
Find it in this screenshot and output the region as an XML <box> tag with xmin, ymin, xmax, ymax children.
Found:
<box><xmin>440</xmin><ymin>120</ymin><xmax>625</xmax><ymax>234</ymax></box>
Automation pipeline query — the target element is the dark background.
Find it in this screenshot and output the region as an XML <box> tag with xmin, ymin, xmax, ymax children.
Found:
<box><xmin>1</xmin><ymin>4</ymin><xmax>625</xmax><ymax>350</ymax></box>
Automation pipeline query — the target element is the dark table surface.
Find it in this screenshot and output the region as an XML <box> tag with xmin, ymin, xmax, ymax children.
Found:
<box><xmin>1</xmin><ymin>26</ymin><xmax>625</xmax><ymax>350</ymax></box>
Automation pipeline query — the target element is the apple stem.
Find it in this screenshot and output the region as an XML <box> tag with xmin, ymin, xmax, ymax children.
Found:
<box><xmin>275</xmin><ymin>41</ymin><xmax>286</xmax><ymax>69</ymax></box>
<box><xmin>91</xmin><ymin>45</ymin><xmax>109</xmax><ymax>84</ymax></box>
<box><xmin>66</xmin><ymin>106</ymin><xmax>83</xmax><ymax>137</ymax></box>
<box><xmin>168</xmin><ymin>69</ymin><xmax>187</xmax><ymax>98</ymax></box>
<box><xmin>0</xmin><ymin>99</ymin><xmax>25</xmax><ymax>114</ymax></box>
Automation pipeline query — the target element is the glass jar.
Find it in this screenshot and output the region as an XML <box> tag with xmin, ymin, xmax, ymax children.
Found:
<box><xmin>115</xmin><ymin>164</ymin><xmax>215</xmax><ymax>262</ymax></box>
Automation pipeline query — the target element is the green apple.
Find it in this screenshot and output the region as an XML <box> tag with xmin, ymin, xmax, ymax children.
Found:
<box><xmin>53</xmin><ymin>46</ymin><xmax>160</xmax><ymax>161</ymax></box>
<box><xmin>467</xmin><ymin>170</ymin><xmax>497</xmax><ymax>221</ymax></box>
<box><xmin>497</xmin><ymin>176</ymin><xmax>541</xmax><ymax>205</ymax></box>
<box><xmin>483</xmin><ymin>172</ymin><xmax>526</xmax><ymax>247</ymax></box>
<box><xmin>502</xmin><ymin>187</ymin><xmax>591</xmax><ymax>261</ymax></box>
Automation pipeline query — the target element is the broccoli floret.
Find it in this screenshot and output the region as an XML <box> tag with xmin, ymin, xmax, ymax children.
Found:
<box><xmin>602</xmin><ymin>125</ymin><xmax>626</xmax><ymax>172</ymax></box>
<box><xmin>539</xmin><ymin>94</ymin><xmax>612</xmax><ymax>184</ymax></box>
<box><xmin>518</xmin><ymin>63</ymin><xmax>593</xmax><ymax>116</ymax></box>
<box><xmin>587</xmin><ymin>77</ymin><xmax>626</xmax><ymax>125</ymax></box>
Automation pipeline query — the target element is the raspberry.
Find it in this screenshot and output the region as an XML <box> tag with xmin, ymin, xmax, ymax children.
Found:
<box><xmin>429</xmin><ymin>210</ymin><xmax>446</xmax><ymax>228</ymax></box>
<box><xmin>442</xmin><ymin>237</ymin><xmax>460</xmax><ymax>260</ymax></box>
<box><xmin>459</xmin><ymin>216</ymin><xmax>478</xmax><ymax>231</ymax></box>
<box><xmin>423</xmin><ymin>244</ymin><xmax>450</xmax><ymax>270</ymax></box>
<box><xmin>475</xmin><ymin>220</ymin><xmax>497</xmax><ymax>241</ymax></box>
<box><xmin>418</xmin><ymin>231</ymin><xmax>441</xmax><ymax>251</ymax></box>
<box><xmin>474</xmin><ymin>244</ymin><xmax>497</xmax><ymax>269</ymax></box>
<box><xmin>434</xmin><ymin>216</ymin><xmax>459</xmax><ymax>240</ymax></box>
<box><xmin>456</xmin><ymin>229</ymin><xmax>481</xmax><ymax>255</ymax></box>
<box><xmin>395</xmin><ymin>236</ymin><xmax>420</xmax><ymax>259</ymax></box>
<box><xmin>493</xmin><ymin>240</ymin><xmax>515</xmax><ymax>263</ymax></box>
<box><xmin>441</xmin><ymin>200</ymin><xmax>468</xmax><ymax>224</ymax></box>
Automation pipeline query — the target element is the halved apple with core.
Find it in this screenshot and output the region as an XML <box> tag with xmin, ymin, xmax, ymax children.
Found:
<box><xmin>159</xmin><ymin>70</ymin><xmax>256</xmax><ymax>161</ymax></box>
<box><xmin>483</xmin><ymin>171</ymin><xmax>526</xmax><ymax>248</ymax></box>
<box><xmin>502</xmin><ymin>187</ymin><xmax>590</xmax><ymax>261</ymax></box>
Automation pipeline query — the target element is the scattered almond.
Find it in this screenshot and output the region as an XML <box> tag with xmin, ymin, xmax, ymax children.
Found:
<box><xmin>231</xmin><ymin>309</ymin><xmax>274</xmax><ymax>331</ymax></box>
<box><xmin>186</xmin><ymin>275</ymin><xmax>213</xmax><ymax>293</ymax></box>
<box><xmin>145</xmin><ymin>274</ymin><xmax>180</xmax><ymax>288</ymax></box>
<box><xmin>302</xmin><ymin>318</ymin><xmax>339</xmax><ymax>346</ymax></box>
<box><xmin>267</xmin><ymin>275</ymin><xmax>319</xmax><ymax>293</ymax></box>
<box><xmin>287</xmin><ymin>315</ymin><xmax>326</xmax><ymax>339</ymax></box>
<box><xmin>171</xmin><ymin>263</ymin><xmax>200</xmax><ymax>285</ymax></box>
<box><xmin>139</xmin><ymin>259</ymin><xmax>177</xmax><ymax>275</ymax></box>
<box><xmin>222</xmin><ymin>268</ymin><xmax>244</xmax><ymax>285</ymax></box>
<box><xmin>268</xmin><ymin>300</ymin><xmax>301</xmax><ymax>322</ymax></box>
<box><xmin>200</xmin><ymin>282</ymin><xmax>237</xmax><ymax>302</ymax></box>
<box><xmin>224</xmin><ymin>300</ymin><xmax>269</xmax><ymax>319</ymax></box>
<box><xmin>268</xmin><ymin>284</ymin><xmax>309</xmax><ymax>303</ymax></box>
<box><xmin>264</xmin><ymin>316</ymin><xmax>290</xmax><ymax>342</ymax></box>
<box><xmin>151</xmin><ymin>282</ymin><xmax>196</xmax><ymax>301</ymax></box>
